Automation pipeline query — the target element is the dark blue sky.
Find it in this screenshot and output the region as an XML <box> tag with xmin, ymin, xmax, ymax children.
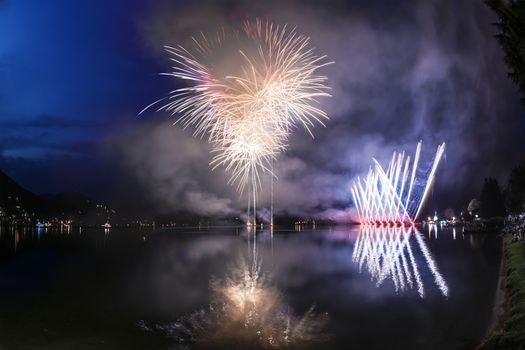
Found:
<box><xmin>0</xmin><ymin>0</ymin><xmax>171</xmax><ymax>197</ymax></box>
<box><xmin>1</xmin><ymin>0</ymin><xmax>524</xmax><ymax>217</ymax></box>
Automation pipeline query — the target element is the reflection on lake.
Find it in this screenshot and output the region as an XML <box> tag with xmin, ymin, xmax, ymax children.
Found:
<box><xmin>0</xmin><ymin>224</ymin><xmax>501</xmax><ymax>349</ymax></box>
<box><xmin>139</xmin><ymin>230</ymin><xmax>330</xmax><ymax>349</ymax></box>
<box><xmin>353</xmin><ymin>225</ymin><xmax>448</xmax><ymax>298</ymax></box>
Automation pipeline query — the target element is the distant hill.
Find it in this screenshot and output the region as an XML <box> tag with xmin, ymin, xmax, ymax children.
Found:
<box><xmin>0</xmin><ymin>168</ymin><xmax>39</xmax><ymax>210</ymax></box>
<box><xmin>0</xmin><ymin>169</ymin><xmax>117</xmax><ymax>225</ymax></box>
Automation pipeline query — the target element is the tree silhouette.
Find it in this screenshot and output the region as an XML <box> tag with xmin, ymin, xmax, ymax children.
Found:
<box><xmin>480</xmin><ymin>177</ymin><xmax>506</xmax><ymax>218</ymax></box>
<box><xmin>506</xmin><ymin>160</ymin><xmax>525</xmax><ymax>212</ymax></box>
<box><xmin>485</xmin><ymin>0</ymin><xmax>525</xmax><ymax>105</ymax></box>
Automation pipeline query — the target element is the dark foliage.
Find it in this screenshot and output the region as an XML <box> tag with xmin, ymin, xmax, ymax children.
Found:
<box><xmin>485</xmin><ymin>0</ymin><xmax>525</xmax><ymax>105</ymax></box>
<box><xmin>505</xmin><ymin>160</ymin><xmax>525</xmax><ymax>212</ymax></box>
<box><xmin>480</xmin><ymin>177</ymin><xmax>506</xmax><ymax>218</ymax></box>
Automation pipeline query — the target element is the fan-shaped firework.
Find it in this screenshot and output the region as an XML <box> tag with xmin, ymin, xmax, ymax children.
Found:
<box><xmin>143</xmin><ymin>20</ymin><xmax>332</xmax><ymax>196</ymax></box>
<box><xmin>351</xmin><ymin>141</ymin><xmax>446</xmax><ymax>224</ymax></box>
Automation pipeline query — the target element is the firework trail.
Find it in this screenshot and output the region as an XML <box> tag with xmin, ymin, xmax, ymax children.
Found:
<box><xmin>143</xmin><ymin>20</ymin><xmax>332</xmax><ymax>225</ymax></box>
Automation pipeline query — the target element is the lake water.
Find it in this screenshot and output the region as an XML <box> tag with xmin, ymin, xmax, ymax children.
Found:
<box><xmin>0</xmin><ymin>224</ymin><xmax>501</xmax><ymax>349</ymax></box>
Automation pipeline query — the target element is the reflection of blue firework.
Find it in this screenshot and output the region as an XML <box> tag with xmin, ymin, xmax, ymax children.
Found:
<box><xmin>352</xmin><ymin>225</ymin><xmax>449</xmax><ymax>298</ymax></box>
<box><xmin>351</xmin><ymin>141</ymin><xmax>445</xmax><ymax>224</ymax></box>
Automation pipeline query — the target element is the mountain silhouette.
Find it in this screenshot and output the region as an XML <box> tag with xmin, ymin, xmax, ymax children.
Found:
<box><xmin>0</xmin><ymin>168</ymin><xmax>116</xmax><ymax>224</ymax></box>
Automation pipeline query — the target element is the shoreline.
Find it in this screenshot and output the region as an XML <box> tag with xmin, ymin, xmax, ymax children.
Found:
<box><xmin>479</xmin><ymin>234</ymin><xmax>507</xmax><ymax>345</ymax></box>
<box><xmin>478</xmin><ymin>235</ymin><xmax>525</xmax><ymax>349</ymax></box>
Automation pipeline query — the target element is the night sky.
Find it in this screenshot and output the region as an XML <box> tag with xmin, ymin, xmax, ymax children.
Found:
<box><xmin>1</xmin><ymin>0</ymin><xmax>525</xmax><ymax>219</ymax></box>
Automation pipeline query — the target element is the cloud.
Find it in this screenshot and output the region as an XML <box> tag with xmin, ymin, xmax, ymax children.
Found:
<box><xmin>0</xmin><ymin>114</ymin><xmax>102</xmax><ymax>161</ymax></box>
<box><xmin>118</xmin><ymin>121</ymin><xmax>239</xmax><ymax>216</ymax></box>
<box><xmin>0</xmin><ymin>114</ymin><xmax>102</xmax><ymax>129</ymax></box>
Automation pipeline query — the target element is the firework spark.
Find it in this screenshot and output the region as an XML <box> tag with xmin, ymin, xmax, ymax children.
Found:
<box><xmin>351</xmin><ymin>141</ymin><xmax>446</xmax><ymax>224</ymax></box>
<box><xmin>143</xmin><ymin>20</ymin><xmax>332</xmax><ymax>220</ymax></box>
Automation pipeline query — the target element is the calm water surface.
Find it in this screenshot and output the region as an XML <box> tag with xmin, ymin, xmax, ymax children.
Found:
<box><xmin>0</xmin><ymin>225</ymin><xmax>501</xmax><ymax>349</ymax></box>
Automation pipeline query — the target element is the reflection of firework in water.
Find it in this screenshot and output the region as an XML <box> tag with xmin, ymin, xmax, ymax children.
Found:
<box><xmin>139</xmin><ymin>257</ymin><xmax>329</xmax><ymax>349</ymax></box>
<box><xmin>143</xmin><ymin>20</ymin><xmax>332</xmax><ymax>194</ymax></box>
<box><xmin>351</xmin><ymin>141</ymin><xmax>446</xmax><ymax>224</ymax></box>
<box><xmin>352</xmin><ymin>225</ymin><xmax>449</xmax><ymax>298</ymax></box>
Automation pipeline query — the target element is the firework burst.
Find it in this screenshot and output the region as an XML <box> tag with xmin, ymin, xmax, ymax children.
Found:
<box><xmin>143</xmin><ymin>20</ymin><xmax>332</xmax><ymax>202</ymax></box>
